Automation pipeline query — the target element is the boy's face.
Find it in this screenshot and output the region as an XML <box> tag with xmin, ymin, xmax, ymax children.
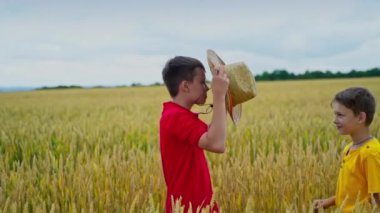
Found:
<box><xmin>332</xmin><ymin>101</ymin><xmax>363</xmax><ymax>135</ymax></box>
<box><xmin>187</xmin><ymin>67</ymin><xmax>209</xmax><ymax>105</ymax></box>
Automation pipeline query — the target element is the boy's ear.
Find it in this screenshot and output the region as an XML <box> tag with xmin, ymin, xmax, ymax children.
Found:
<box><xmin>358</xmin><ymin>112</ymin><xmax>367</xmax><ymax>124</ymax></box>
<box><xmin>179</xmin><ymin>80</ymin><xmax>190</xmax><ymax>93</ymax></box>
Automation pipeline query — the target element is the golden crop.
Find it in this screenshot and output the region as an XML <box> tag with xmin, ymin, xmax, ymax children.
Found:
<box><xmin>0</xmin><ymin>78</ymin><xmax>379</xmax><ymax>212</ymax></box>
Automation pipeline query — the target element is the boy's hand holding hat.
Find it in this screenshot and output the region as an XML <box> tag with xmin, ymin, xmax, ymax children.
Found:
<box><xmin>210</xmin><ymin>64</ymin><xmax>229</xmax><ymax>100</ymax></box>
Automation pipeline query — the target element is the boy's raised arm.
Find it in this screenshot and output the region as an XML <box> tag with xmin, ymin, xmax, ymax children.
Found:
<box><xmin>199</xmin><ymin>65</ymin><xmax>229</xmax><ymax>153</ymax></box>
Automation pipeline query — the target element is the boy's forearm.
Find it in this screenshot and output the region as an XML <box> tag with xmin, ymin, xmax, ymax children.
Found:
<box><xmin>325</xmin><ymin>196</ymin><xmax>335</xmax><ymax>208</ymax></box>
<box><xmin>208</xmin><ymin>95</ymin><xmax>227</xmax><ymax>150</ymax></box>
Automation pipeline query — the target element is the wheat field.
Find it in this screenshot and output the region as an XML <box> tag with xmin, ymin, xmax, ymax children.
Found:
<box><xmin>0</xmin><ymin>78</ymin><xmax>379</xmax><ymax>212</ymax></box>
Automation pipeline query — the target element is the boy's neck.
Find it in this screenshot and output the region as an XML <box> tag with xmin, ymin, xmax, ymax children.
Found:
<box><xmin>172</xmin><ymin>97</ymin><xmax>192</xmax><ymax>110</ymax></box>
<box><xmin>350</xmin><ymin>128</ymin><xmax>371</xmax><ymax>145</ymax></box>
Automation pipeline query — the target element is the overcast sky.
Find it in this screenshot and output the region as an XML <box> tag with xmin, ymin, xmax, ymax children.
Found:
<box><xmin>1</xmin><ymin>0</ymin><xmax>379</xmax><ymax>87</ymax></box>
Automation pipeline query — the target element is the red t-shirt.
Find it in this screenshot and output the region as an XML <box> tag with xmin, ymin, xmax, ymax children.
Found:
<box><xmin>160</xmin><ymin>101</ymin><xmax>219</xmax><ymax>213</ymax></box>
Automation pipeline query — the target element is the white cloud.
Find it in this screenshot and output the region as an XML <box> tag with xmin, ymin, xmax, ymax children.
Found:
<box><xmin>0</xmin><ymin>0</ymin><xmax>379</xmax><ymax>87</ymax></box>
<box><xmin>0</xmin><ymin>53</ymin><xmax>169</xmax><ymax>87</ymax></box>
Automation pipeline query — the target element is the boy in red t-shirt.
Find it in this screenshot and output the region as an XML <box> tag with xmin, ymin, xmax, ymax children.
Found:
<box><xmin>160</xmin><ymin>55</ymin><xmax>229</xmax><ymax>212</ymax></box>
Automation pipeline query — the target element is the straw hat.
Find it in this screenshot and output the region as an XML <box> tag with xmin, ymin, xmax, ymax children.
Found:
<box><xmin>207</xmin><ymin>49</ymin><xmax>257</xmax><ymax>124</ymax></box>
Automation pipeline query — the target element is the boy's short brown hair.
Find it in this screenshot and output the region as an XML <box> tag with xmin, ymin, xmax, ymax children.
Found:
<box><xmin>333</xmin><ymin>87</ymin><xmax>376</xmax><ymax>126</ymax></box>
<box><xmin>162</xmin><ymin>56</ymin><xmax>205</xmax><ymax>97</ymax></box>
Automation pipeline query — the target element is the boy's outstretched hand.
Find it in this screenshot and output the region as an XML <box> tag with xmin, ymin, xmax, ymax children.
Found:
<box><xmin>313</xmin><ymin>196</ymin><xmax>335</xmax><ymax>211</ymax></box>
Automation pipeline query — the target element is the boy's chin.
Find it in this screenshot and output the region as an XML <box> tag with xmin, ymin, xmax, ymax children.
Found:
<box><xmin>337</xmin><ymin>129</ymin><xmax>349</xmax><ymax>135</ymax></box>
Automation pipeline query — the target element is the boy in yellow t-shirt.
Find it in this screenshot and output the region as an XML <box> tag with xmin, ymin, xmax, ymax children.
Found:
<box><xmin>313</xmin><ymin>87</ymin><xmax>380</xmax><ymax>212</ymax></box>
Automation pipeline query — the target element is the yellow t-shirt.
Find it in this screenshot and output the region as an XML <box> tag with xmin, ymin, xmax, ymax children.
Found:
<box><xmin>335</xmin><ymin>137</ymin><xmax>380</xmax><ymax>212</ymax></box>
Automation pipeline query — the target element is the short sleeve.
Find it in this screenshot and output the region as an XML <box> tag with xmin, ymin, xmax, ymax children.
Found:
<box><xmin>174</xmin><ymin>113</ymin><xmax>208</xmax><ymax>146</ymax></box>
<box><xmin>364</xmin><ymin>152</ymin><xmax>380</xmax><ymax>194</ymax></box>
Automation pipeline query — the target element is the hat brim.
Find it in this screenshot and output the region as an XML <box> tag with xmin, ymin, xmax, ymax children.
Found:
<box><xmin>207</xmin><ymin>49</ymin><xmax>241</xmax><ymax>124</ymax></box>
<box><xmin>226</xmin><ymin>90</ymin><xmax>242</xmax><ymax>124</ymax></box>
<box><xmin>207</xmin><ymin>49</ymin><xmax>225</xmax><ymax>75</ymax></box>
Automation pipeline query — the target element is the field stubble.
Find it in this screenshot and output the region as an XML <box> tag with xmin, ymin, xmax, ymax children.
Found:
<box><xmin>0</xmin><ymin>78</ymin><xmax>379</xmax><ymax>212</ymax></box>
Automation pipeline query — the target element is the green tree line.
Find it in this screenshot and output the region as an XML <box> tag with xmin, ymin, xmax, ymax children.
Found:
<box><xmin>36</xmin><ymin>85</ymin><xmax>83</xmax><ymax>90</ymax></box>
<box><xmin>255</xmin><ymin>67</ymin><xmax>380</xmax><ymax>81</ymax></box>
<box><xmin>35</xmin><ymin>67</ymin><xmax>380</xmax><ymax>90</ymax></box>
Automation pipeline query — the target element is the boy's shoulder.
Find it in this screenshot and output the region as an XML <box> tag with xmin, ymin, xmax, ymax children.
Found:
<box><xmin>160</xmin><ymin>102</ymin><xmax>200</xmax><ymax>125</ymax></box>
<box><xmin>360</xmin><ymin>138</ymin><xmax>380</xmax><ymax>158</ymax></box>
<box><xmin>161</xmin><ymin>102</ymin><xmax>194</xmax><ymax>117</ymax></box>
